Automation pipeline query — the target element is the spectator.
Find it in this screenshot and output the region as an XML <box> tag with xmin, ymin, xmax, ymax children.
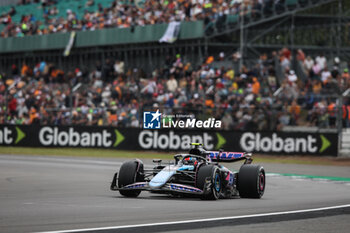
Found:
<box><xmin>303</xmin><ymin>56</ymin><xmax>314</xmax><ymax>73</ymax></box>
<box><xmin>251</xmin><ymin>77</ymin><xmax>260</xmax><ymax>95</ymax></box>
<box><xmin>321</xmin><ymin>67</ymin><xmax>331</xmax><ymax>84</ymax></box>
<box><xmin>166</xmin><ymin>75</ymin><xmax>178</xmax><ymax>93</ymax></box>
<box><xmin>315</xmin><ymin>53</ymin><xmax>327</xmax><ymax>70</ymax></box>
<box><xmin>287</xmin><ymin>70</ymin><xmax>297</xmax><ymax>83</ymax></box>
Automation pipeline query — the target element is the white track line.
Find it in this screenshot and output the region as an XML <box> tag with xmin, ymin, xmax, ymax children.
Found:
<box><xmin>36</xmin><ymin>204</ymin><xmax>350</xmax><ymax>233</ymax></box>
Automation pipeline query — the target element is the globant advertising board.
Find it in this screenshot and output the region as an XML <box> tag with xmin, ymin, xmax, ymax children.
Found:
<box><xmin>0</xmin><ymin>124</ymin><xmax>338</xmax><ymax>156</ymax></box>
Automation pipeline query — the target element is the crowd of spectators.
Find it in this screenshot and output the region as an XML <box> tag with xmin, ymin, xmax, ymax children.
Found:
<box><xmin>1</xmin><ymin>47</ymin><xmax>349</xmax><ymax>130</ymax></box>
<box><xmin>1</xmin><ymin>0</ymin><xmax>301</xmax><ymax>38</ymax></box>
<box><xmin>274</xmin><ymin>47</ymin><xmax>348</xmax><ymax>129</ymax></box>
<box><xmin>18</xmin><ymin>0</ymin><xmax>57</xmax><ymax>7</ymax></box>
<box><xmin>0</xmin><ymin>0</ymin><xmax>345</xmax><ymax>130</ymax></box>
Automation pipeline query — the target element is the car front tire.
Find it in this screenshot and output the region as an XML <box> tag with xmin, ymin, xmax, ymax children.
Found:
<box><xmin>118</xmin><ymin>160</ymin><xmax>144</xmax><ymax>197</ymax></box>
<box><xmin>196</xmin><ymin>165</ymin><xmax>221</xmax><ymax>200</ymax></box>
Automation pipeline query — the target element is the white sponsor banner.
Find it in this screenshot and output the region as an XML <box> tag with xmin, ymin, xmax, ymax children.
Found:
<box><xmin>63</xmin><ymin>31</ymin><xmax>76</xmax><ymax>57</ymax></box>
<box><xmin>159</xmin><ymin>21</ymin><xmax>181</xmax><ymax>43</ymax></box>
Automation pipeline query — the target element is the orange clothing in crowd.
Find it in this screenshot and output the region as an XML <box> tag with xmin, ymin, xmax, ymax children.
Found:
<box><xmin>29</xmin><ymin>108</ymin><xmax>38</xmax><ymax>123</ymax></box>
<box><xmin>21</xmin><ymin>64</ymin><xmax>29</xmax><ymax>76</ymax></box>
<box><xmin>289</xmin><ymin>104</ymin><xmax>301</xmax><ymax>116</ymax></box>
<box><xmin>206</xmin><ymin>56</ymin><xmax>214</xmax><ymax>64</ymax></box>
<box><xmin>251</xmin><ymin>78</ymin><xmax>260</xmax><ymax>94</ymax></box>
<box><xmin>205</xmin><ymin>99</ymin><xmax>214</xmax><ymax>108</ymax></box>
<box><xmin>312</xmin><ymin>81</ymin><xmax>322</xmax><ymax>94</ymax></box>
<box><xmin>328</xmin><ymin>103</ymin><xmax>336</xmax><ymax>117</ymax></box>
<box><xmin>108</xmin><ymin>113</ymin><xmax>117</xmax><ymax>124</ymax></box>
<box><xmin>115</xmin><ymin>86</ymin><xmax>122</xmax><ymax>99</ymax></box>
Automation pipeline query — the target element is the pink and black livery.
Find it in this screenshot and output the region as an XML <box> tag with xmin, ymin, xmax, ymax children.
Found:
<box><xmin>207</xmin><ymin>151</ymin><xmax>253</xmax><ymax>163</ymax></box>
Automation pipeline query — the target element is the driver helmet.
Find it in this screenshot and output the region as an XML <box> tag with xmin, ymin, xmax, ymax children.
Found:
<box><xmin>183</xmin><ymin>156</ymin><xmax>198</xmax><ymax>166</ymax></box>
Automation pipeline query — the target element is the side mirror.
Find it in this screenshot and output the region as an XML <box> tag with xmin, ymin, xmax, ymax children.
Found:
<box><xmin>153</xmin><ymin>159</ymin><xmax>162</xmax><ymax>164</ymax></box>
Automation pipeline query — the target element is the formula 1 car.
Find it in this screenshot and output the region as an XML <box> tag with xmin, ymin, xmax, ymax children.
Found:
<box><xmin>110</xmin><ymin>143</ymin><xmax>265</xmax><ymax>200</ymax></box>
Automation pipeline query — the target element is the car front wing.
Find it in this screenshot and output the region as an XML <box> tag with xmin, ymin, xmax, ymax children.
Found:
<box><xmin>110</xmin><ymin>172</ymin><xmax>207</xmax><ymax>195</ymax></box>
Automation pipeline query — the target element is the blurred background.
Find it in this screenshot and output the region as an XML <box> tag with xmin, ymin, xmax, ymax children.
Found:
<box><xmin>0</xmin><ymin>0</ymin><xmax>350</xmax><ymax>155</ymax></box>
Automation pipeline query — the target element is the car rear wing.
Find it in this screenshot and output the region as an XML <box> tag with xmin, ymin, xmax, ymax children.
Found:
<box><xmin>207</xmin><ymin>151</ymin><xmax>252</xmax><ymax>164</ymax></box>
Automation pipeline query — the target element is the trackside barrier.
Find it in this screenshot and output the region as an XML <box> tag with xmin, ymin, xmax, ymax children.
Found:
<box><xmin>0</xmin><ymin>125</ymin><xmax>338</xmax><ymax>156</ymax></box>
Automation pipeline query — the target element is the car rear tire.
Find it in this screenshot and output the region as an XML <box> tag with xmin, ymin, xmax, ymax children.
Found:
<box><xmin>118</xmin><ymin>160</ymin><xmax>144</xmax><ymax>197</ymax></box>
<box><xmin>196</xmin><ymin>165</ymin><xmax>221</xmax><ymax>200</ymax></box>
<box><xmin>237</xmin><ymin>164</ymin><xmax>265</xmax><ymax>198</ymax></box>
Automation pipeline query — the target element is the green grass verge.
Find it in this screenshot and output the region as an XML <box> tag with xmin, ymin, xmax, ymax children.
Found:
<box><xmin>0</xmin><ymin>147</ymin><xmax>346</xmax><ymax>166</ymax></box>
<box><xmin>269</xmin><ymin>173</ymin><xmax>350</xmax><ymax>182</ymax></box>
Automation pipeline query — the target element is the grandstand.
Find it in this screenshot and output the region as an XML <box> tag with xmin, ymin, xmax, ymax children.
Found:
<box><xmin>0</xmin><ymin>0</ymin><xmax>350</xmax><ymax>137</ymax></box>
<box><xmin>0</xmin><ymin>1</ymin><xmax>348</xmax><ymax>72</ymax></box>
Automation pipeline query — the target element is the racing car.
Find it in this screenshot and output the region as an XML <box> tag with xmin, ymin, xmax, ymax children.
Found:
<box><xmin>110</xmin><ymin>143</ymin><xmax>265</xmax><ymax>200</ymax></box>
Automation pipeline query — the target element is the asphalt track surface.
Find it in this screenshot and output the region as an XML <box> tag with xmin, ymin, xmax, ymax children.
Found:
<box><xmin>0</xmin><ymin>155</ymin><xmax>349</xmax><ymax>233</ymax></box>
